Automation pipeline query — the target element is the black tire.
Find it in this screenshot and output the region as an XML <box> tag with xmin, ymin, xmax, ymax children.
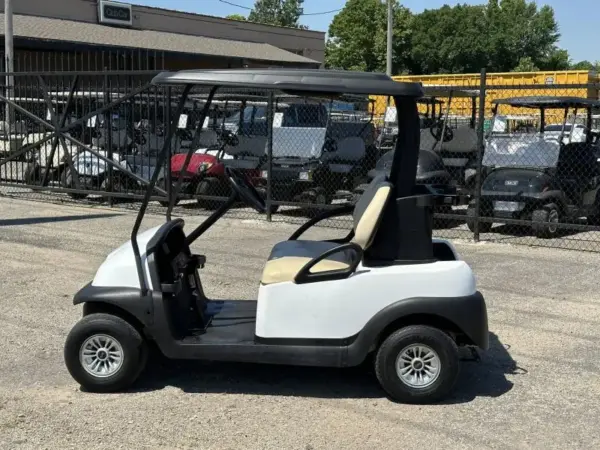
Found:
<box><xmin>588</xmin><ymin>194</ymin><xmax>600</xmax><ymax>226</ymax></box>
<box><xmin>531</xmin><ymin>204</ymin><xmax>560</xmax><ymax>238</ymax></box>
<box><xmin>23</xmin><ymin>163</ymin><xmax>40</xmax><ymax>186</ymax></box>
<box><xmin>266</xmin><ymin>203</ymin><xmax>280</xmax><ymax>214</ymax></box>
<box><xmin>375</xmin><ymin>325</ymin><xmax>459</xmax><ymax>404</ymax></box>
<box><xmin>196</xmin><ymin>177</ymin><xmax>226</xmax><ymax>210</ymax></box>
<box><xmin>466</xmin><ymin>205</ymin><xmax>492</xmax><ymax>233</ymax></box>
<box><xmin>100</xmin><ymin>173</ymin><xmax>130</xmax><ymax>203</ymax></box>
<box><xmin>64</xmin><ymin>313</ymin><xmax>148</xmax><ymax>393</ymax></box>
<box><xmin>156</xmin><ymin>177</ymin><xmax>180</xmax><ymax>207</ymax></box>
<box><xmin>60</xmin><ymin>167</ymin><xmax>88</xmax><ymax>200</ymax></box>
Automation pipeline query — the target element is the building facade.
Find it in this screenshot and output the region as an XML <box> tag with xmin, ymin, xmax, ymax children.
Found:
<box><xmin>0</xmin><ymin>0</ymin><xmax>325</xmax><ymax>71</ymax></box>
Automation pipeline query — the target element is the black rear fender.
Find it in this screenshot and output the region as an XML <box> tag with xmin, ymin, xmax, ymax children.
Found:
<box><xmin>346</xmin><ymin>292</ymin><xmax>489</xmax><ymax>366</ymax></box>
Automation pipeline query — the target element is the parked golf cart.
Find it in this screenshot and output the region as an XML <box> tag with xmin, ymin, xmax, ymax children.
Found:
<box><xmin>378</xmin><ymin>97</ymin><xmax>444</xmax><ymax>149</ymax></box>
<box><xmin>467</xmin><ymin>96</ymin><xmax>600</xmax><ymax>237</ymax></box>
<box><xmin>355</xmin><ymin>88</ymin><xmax>478</xmax><ymax>209</ymax></box>
<box><xmin>418</xmin><ymin>87</ymin><xmax>480</xmax><ymax>202</ymax></box>
<box><xmin>254</xmin><ymin>95</ymin><xmax>378</xmax><ymax>211</ymax></box>
<box><xmin>169</xmin><ymin>96</ymin><xmax>270</xmax><ymax>209</ymax></box>
<box><xmin>66</xmin><ymin>93</ymin><xmax>195</xmax><ymax>202</ymax></box>
<box><xmin>354</xmin><ymin>149</ymin><xmax>458</xmax><ymax>216</ymax></box>
<box><xmin>63</xmin><ymin>69</ymin><xmax>489</xmax><ymax>404</ymax></box>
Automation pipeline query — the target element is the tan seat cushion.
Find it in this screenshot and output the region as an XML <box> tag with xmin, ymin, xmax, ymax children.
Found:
<box><xmin>261</xmin><ymin>256</ymin><xmax>350</xmax><ymax>285</ymax></box>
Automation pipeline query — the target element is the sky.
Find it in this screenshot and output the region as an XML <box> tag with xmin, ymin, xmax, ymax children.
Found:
<box><xmin>136</xmin><ymin>0</ymin><xmax>599</xmax><ymax>63</ymax></box>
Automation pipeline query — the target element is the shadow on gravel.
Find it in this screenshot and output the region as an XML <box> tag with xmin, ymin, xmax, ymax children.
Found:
<box><xmin>128</xmin><ymin>332</ymin><xmax>519</xmax><ymax>404</ymax></box>
<box><xmin>441</xmin><ymin>332</ymin><xmax>523</xmax><ymax>405</ymax></box>
<box><xmin>0</xmin><ymin>213</ymin><xmax>122</xmax><ymax>227</ymax></box>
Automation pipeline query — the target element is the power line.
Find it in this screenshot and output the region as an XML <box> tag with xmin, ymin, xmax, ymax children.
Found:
<box><xmin>217</xmin><ymin>0</ymin><xmax>341</xmax><ymax>16</ymax></box>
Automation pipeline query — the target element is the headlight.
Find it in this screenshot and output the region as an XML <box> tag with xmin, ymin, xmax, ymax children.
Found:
<box><xmin>299</xmin><ymin>171</ymin><xmax>311</xmax><ymax>181</ymax></box>
<box><xmin>197</xmin><ymin>162</ymin><xmax>212</xmax><ymax>173</ymax></box>
<box><xmin>261</xmin><ymin>170</ymin><xmax>268</xmax><ymax>179</ymax></box>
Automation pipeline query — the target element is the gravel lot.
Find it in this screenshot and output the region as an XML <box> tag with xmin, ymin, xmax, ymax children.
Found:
<box><xmin>0</xmin><ymin>196</ymin><xmax>599</xmax><ymax>449</ymax></box>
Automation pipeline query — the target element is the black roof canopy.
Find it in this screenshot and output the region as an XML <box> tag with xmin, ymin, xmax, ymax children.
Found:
<box><xmin>152</xmin><ymin>69</ymin><xmax>424</xmax><ymax>97</ymax></box>
<box><xmin>493</xmin><ymin>96</ymin><xmax>600</xmax><ymax>109</ymax></box>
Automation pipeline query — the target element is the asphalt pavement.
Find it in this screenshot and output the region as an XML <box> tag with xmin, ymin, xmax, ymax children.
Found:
<box><xmin>0</xmin><ymin>196</ymin><xmax>599</xmax><ymax>449</ymax></box>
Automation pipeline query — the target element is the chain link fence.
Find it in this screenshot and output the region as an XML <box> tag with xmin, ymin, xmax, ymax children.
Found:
<box><xmin>1</xmin><ymin>70</ymin><xmax>600</xmax><ymax>251</ymax></box>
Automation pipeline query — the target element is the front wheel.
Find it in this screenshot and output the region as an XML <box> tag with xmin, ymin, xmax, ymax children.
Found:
<box><xmin>157</xmin><ymin>177</ymin><xmax>180</xmax><ymax>207</ymax></box>
<box><xmin>375</xmin><ymin>325</ymin><xmax>459</xmax><ymax>404</ymax></box>
<box><xmin>64</xmin><ymin>313</ymin><xmax>148</xmax><ymax>393</ymax></box>
<box><xmin>196</xmin><ymin>177</ymin><xmax>226</xmax><ymax>210</ymax></box>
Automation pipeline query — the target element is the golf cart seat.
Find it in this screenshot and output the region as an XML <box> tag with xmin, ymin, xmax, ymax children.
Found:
<box><xmin>321</xmin><ymin>137</ymin><xmax>366</xmax><ymax>162</ymax></box>
<box><xmin>261</xmin><ymin>177</ymin><xmax>391</xmax><ymax>285</ymax></box>
<box><xmin>224</xmin><ymin>135</ymin><xmax>267</xmax><ymax>169</ymax></box>
<box><xmin>556</xmin><ymin>142</ymin><xmax>600</xmax><ymax>202</ymax></box>
<box><xmin>198</xmin><ymin>130</ymin><xmax>219</xmax><ymax>148</ymax></box>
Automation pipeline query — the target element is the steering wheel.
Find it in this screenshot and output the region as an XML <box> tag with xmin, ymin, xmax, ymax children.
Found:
<box><xmin>430</xmin><ymin>120</ymin><xmax>454</xmax><ymax>142</ymax></box>
<box><xmin>220</xmin><ymin>129</ymin><xmax>239</xmax><ymax>147</ymax></box>
<box><xmin>322</xmin><ymin>138</ymin><xmax>338</xmax><ymax>153</ymax></box>
<box><xmin>225</xmin><ymin>167</ymin><xmax>266</xmax><ymax>213</ymax></box>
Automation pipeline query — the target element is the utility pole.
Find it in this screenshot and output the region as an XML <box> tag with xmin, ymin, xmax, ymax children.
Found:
<box><xmin>386</xmin><ymin>0</ymin><xmax>393</xmax><ymax>76</ymax></box>
<box><xmin>4</xmin><ymin>0</ymin><xmax>13</xmax><ymax>124</ymax></box>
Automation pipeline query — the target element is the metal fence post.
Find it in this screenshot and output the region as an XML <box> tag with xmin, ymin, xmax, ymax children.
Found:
<box><xmin>104</xmin><ymin>72</ymin><xmax>114</xmax><ymax>207</ymax></box>
<box><xmin>265</xmin><ymin>91</ymin><xmax>274</xmax><ymax>222</ymax></box>
<box><xmin>165</xmin><ymin>86</ymin><xmax>172</xmax><ymax>208</ymax></box>
<box><xmin>474</xmin><ymin>68</ymin><xmax>487</xmax><ymax>242</ymax></box>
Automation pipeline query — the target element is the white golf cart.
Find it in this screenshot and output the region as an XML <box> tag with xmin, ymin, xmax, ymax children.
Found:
<box><xmin>63</xmin><ymin>69</ymin><xmax>489</xmax><ymax>404</ymax></box>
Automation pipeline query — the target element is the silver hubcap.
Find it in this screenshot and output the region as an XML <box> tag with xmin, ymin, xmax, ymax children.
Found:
<box><xmin>79</xmin><ymin>334</ymin><xmax>124</xmax><ymax>378</ymax></box>
<box><xmin>547</xmin><ymin>209</ymin><xmax>559</xmax><ymax>234</ymax></box>
<box><xmin>396</xmin><ymin>344</ymin><xmax>441</xmax><ymax>388</ymax></box>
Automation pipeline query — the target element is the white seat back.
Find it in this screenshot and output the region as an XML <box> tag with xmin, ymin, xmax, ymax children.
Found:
<box><xmin>351</xmin><ymin>177</ymin><xmax>392</xmax><ymax>250</ymax></box>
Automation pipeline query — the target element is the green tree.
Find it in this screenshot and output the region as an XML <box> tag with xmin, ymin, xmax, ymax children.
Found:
<box><xmin>248</xmin><ymin>0</ymin><xmax>306</xmax><ymax>28</ymax></box>
<box><xmin>538</xmin><ymin>48</ymin><xmax>570</xmax><ymax>71</ymax></box>
<box><xmin>325</xmin><ymin>0</ymin><xmax>412</xmax><ymax>73</ymax></box>
<box><xmin>571</xmin><ymin>60</ymin><xmax>600</xmax><ymax>71</ymax></box>
<box><xmin>512</xmin><ymin>56</ymin><xmax>539</xmax><ymax>72</ymax></box>
<box><xmin>407</xmin><ymin>4</ymin><xmax>488</xmax><ymax>74</ymax></box>
<box><xmin>485</xmin><ymin>0</ymin><xmax>562</xmax><ymax>72</ymax></box>
<box><xmin>226</xmin><ymin>14</ymin><xmax>247</xmax><ymax>21</ymax></box>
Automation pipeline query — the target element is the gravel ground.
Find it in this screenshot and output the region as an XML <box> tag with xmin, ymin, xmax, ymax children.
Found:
<box><xmin>0</xmin><ymin>196</ymin><xmax>599</xmax><ymax>449</ymax></box>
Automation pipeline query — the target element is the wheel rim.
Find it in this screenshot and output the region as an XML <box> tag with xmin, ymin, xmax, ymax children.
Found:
<box><xmin>396</xmin><ymin>344</ymin><xmax>441</xmax><ymax>389</ymax></box>
<box><xmin>79</xmin><ymin>334</ymin><xmax>124</xmax><ymax>378</ymax></box>
<box><xmin>547</xmin><ymin>209</ymin><xmax>559</xmax><ymax>234</ymax></box>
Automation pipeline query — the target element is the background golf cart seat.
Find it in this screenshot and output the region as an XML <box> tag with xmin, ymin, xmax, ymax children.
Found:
<box><xmin>198</xmin><ymin>129</ymin><xmax>219</xmax><ymax>148</ymax></box>
<box><xmin>556</xmin><ymin>142</ymin><xmax>600</xmax><ymax>204</ymax></box>
<box><xmin>420</xmin><ymin>126</ymin><xmax>478</xmax><ymax>153</ymax></box>
<box><xmin>261</xmin><ymin>177</ymin><xmax>391</xmax><ymax>285</ymax></box>
<box><xmin>223</xmin><ymin>135</ymin><xmax>268</xmax><ymax>169</ymax></box>
<box><xmin>320</xmin><ymin>136</ymin><xmax>366</xmax><ymax>163</ymax></box>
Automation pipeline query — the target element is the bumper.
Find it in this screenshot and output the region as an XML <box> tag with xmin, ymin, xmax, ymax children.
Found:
<box><xmin>257</xmin><ymin>178</ymin><xmax>317</xmax><ymax>202</ymax></box>
<box><xmin>453</xmin><ymin>291</ymin><xmax>489</xmax><ymax>350</ymax></box>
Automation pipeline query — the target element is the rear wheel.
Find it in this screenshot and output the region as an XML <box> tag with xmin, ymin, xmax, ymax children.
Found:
<box><xmin>531</xmin><ymin>204</ymin><xmax>560</xmax><ymax>238</ymax></box>
<box><xmin>64</xmin><ymin>313</ymin><xmax>148</xmax><ymax>393</ymax></box>
<box><xmin>375</xmin><ymin>325</ymin><xmax>459</xmax><ymax>404</ymax></box>
<box><xmin>466</xmin><ymin>205</ymin><xmax>492</xmax><ymax>233</ymax></box>
<box><xmin>588</xmin><ymin>193</ymin><xmax>600</xmax><ymax>226</ymax></box>
<box><xmin>61</xmin><ymin>167</ymin><xmax>88</xmax><ymax>200</ymax></box>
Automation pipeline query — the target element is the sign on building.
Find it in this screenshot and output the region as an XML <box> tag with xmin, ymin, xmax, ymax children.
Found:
<box><xmin>98</xmin><ymin>0</ymin><xmax>133</xmax><ymax>27</ymax></box>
